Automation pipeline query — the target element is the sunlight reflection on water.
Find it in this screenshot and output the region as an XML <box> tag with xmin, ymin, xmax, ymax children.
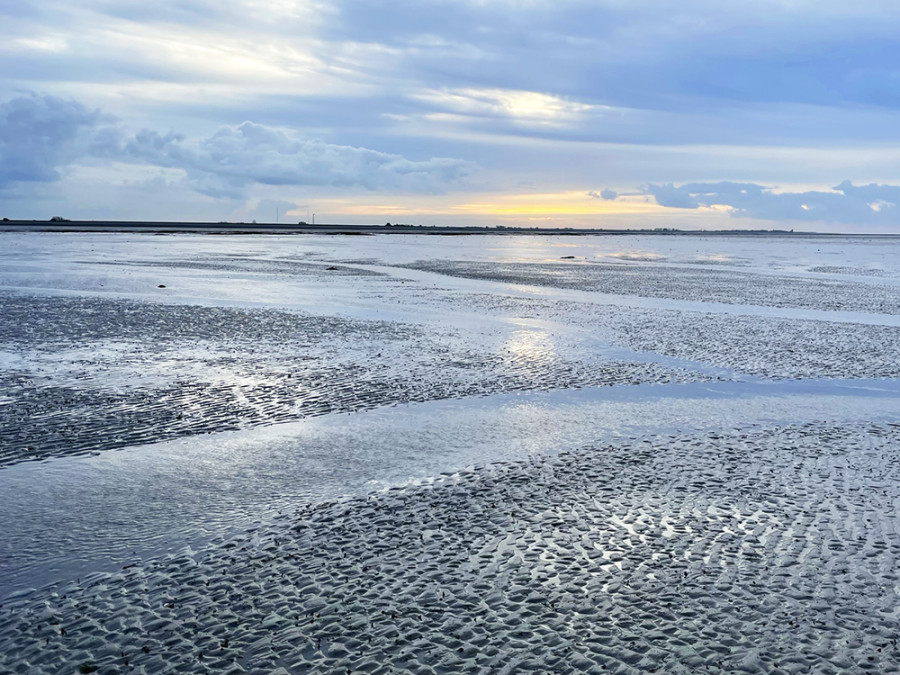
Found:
<box><xmin>2</xmin><ymin>378</ymin><xmax>899</xmax><ymax>597</ymax></box>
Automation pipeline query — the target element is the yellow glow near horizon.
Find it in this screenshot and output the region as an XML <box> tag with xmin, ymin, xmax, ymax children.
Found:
<box><xmin>450</xmin><ymin>191</ymin><xmax>665</xmax><ymax>216</ymax></box>
<box><xmin>455</xmin><ymin>203</ymin><xmax>659</xmax><ymax>215</ymax></box>
<box><xmin>289</xmin><ymin>190</ymin><xmax>696</xmax><ymax>218</ymax></box>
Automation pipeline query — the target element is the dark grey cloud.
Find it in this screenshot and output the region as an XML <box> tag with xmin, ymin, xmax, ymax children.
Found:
<box><xmin>643</xmin><ymin>181</ymin><xmax>900</xmax><ymax>225</ymax></box>
<box><xmin>588</xmin><ymin>189</ymin><xmax>618</xmax><ymax>201</ymax></box>
<box><xmin>833</xmin><ymin>179</ymin><xmax>900</xmax><ymax>205</ymax></box>
<box><xmin>14</xmin><ymin>2</ymin><xmax>900</xmax><ymax>114</ymax></box>
<box><xmin>0</xmin><ymin>93</ymin><xmax>110</xmax><ymax>189</ymax></box>
<box><xmin>323</xmin><ymin>0</ymin><xmax>900</xmax><ymax>112</ymax></box>
<box><xmin>124</xmin><ymin>121</ymin><xmax>473</xmax><ymax>198</ymax></box>
<box><xmin>7</xmin><ymin>0</ymin><xmax>900</xmax><ymax>155</ymax></box>
<box><xmin>0</xmin><ymin>94</ymin><xmax>473</xmax><ymax>198</ymax></box>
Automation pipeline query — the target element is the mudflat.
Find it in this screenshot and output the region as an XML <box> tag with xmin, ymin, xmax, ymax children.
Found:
<box><xmin>1</xmin><ymin>232</ymin><xmax>899</xmax><ymax>673</ymax></box>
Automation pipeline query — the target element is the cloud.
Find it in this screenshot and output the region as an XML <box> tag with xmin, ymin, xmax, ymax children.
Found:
<box><xmin>0</xmin><ymin>93</ymin><xmax>108</xmax><ymax>189</ymax></box>
<box><xmin>588</xmin><ymin>188</ymin><xmax>618</xmax><ymax>200</ymax></box>
<box><xmin>412</xmin><ymin>88</ymin><xmax>600</xmax><ymax>127</ymax></box>
<box><xmin>0</xmin><ymin>93</ymin><xmax>474</xmax><ymax>199</ymax></box>
<box><xmin>124</xmin><ymin>121</ymin><xmax>473</xmax><ymax>198</ymax></box>
<box><xmin>321</xmin><ymin>0</ymin><xmax>900</xmax><ymax>115</ymax></box>
<box><xmin>642</xmin><ymin>180</ymin><xmax>899</xmax><ymax>225</ymax></box>
<box><xmin>8</xmin><ymin>0</ymin><xmax>900</xmax><ymax>161</ymax></box>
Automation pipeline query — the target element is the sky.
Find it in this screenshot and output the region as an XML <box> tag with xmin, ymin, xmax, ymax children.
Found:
<box><xmin>2</xmin><ymin>0</ymin><xmax>900</xmax><ymax>231</ymax></box>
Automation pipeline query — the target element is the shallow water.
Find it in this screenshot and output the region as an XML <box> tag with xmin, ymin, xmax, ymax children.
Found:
<box><xmin>2</xmin><ymin>378</ymin><xmax>900</xmax><ymax>593</ymax></box>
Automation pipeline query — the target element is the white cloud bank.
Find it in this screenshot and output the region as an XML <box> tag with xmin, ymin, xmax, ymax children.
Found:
<box><xmin>0</xmin><ymin>94</ymin><xmax>473</xmax><ymax>198</ymax></box>
<box><xmin>636</xmin><ymin>181</ymin><xmax>900</xmax><ymax>225</ymax></box>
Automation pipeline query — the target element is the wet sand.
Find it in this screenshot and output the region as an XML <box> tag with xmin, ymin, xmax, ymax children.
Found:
<box><xmin>2</xmin><ymin>424</ymin><xmax>899</xmax><ymax>673</ymax></box>
<box><xmin>1</xmin><ymin>233</ymin><xmax>899</xmax><ymax>673</ymax></box>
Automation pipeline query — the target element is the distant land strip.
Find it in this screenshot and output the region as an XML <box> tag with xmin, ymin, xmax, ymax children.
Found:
<box><xmin>0</xmin><ymin>219</ymin><xmax>894</xmax><ymax>237</ymax></box>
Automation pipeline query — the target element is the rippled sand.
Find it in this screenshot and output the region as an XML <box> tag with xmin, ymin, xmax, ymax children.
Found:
<box><xmin>3</xmin><ymin>424</ymin><xmax>899</xmax><ymax>673</ymax></box>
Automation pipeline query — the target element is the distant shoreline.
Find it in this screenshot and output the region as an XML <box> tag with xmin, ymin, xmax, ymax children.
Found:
<box><xmin>0</xmin><ymin>219</ymin><xmax>896</xmax><ymax>237</ymax></box>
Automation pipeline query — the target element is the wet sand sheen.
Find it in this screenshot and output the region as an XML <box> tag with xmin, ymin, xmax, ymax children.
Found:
<box><xmin>2</xmin><ymin>423</ymin><xmax>898</xmax><ymax>674</ymax></box>
<box><xmin>1</xmin><ymin>233</ymin><xmax>899</xmax><ymax>674</ymax></box>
